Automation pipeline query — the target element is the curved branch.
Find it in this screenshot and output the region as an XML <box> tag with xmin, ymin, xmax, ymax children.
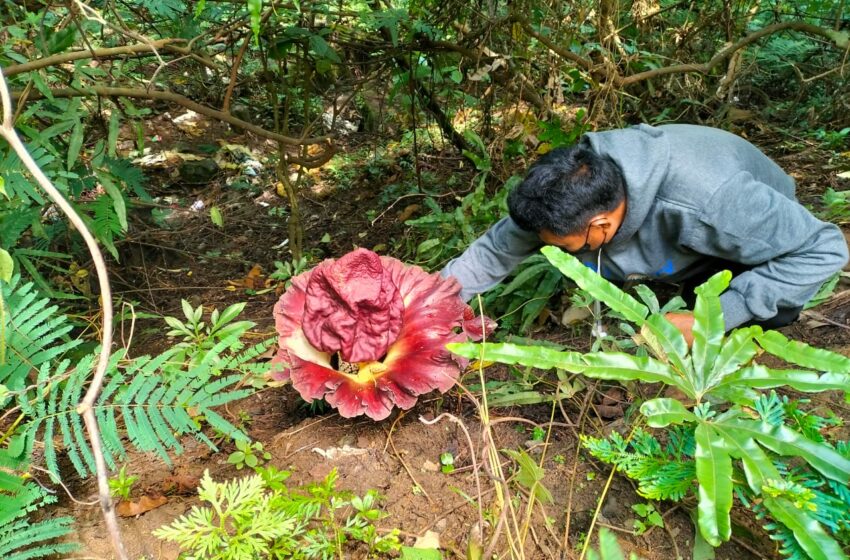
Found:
<box><xmin>514</xmin><ymin>17</ymin><xmax>594</xmax><ymax>73</ymax></box>
<box><xmin>0</xmin><ymin>69</ymin><xmax>127</xmax><ymax>560</ymax></box>
<box><xmin>3</xmin><ymin>40</ymin><xmax>217</xmax><ymax>77</ymax></box>
<box><xmin>516</xmin><ymin>17</ymin><xmax>849</xmax><ymax>88</ymax></box>
<box><xmin>14</xmin><ymin>86</ymin><xmax>331</xmax><ymax>146</ymax></box>
<box><xmin>619</xmin><ymin>21</ymin><xmax>849</xmax><ymax>86</ymax></box>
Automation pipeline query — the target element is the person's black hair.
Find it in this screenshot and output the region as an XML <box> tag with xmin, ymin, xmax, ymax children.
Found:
<box><xmin>507</xmin><ymin>145</ymin><xmax>626</xmax><ymax>235</ymax></box>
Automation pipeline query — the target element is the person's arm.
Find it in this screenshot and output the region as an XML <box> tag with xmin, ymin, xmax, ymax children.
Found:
<box><xmin>441</xmin><ymin>217</ymin><xmax>542</xmax><ymax>301</ymax></box>
<box><xmin>683</xmin><ymin>173</ymin><xmax>849</xmax><ymax>330</ymax></box>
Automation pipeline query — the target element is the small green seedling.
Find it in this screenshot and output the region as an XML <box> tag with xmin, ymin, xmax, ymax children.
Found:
<box><xmin>228</xmin><ymin>440</ymin><xmax>272</xmax><ymax>470</ymax></box>
<box><xmin>631</xmin><ymin>502</ymin><xmax>664</xmax><ymax>535</ymax></box>
<box><xmin>439</xmin><ymin>452</ymin><xmax>455</xmax><ymax>474</ymax></box>
<box><xmin>108</xmin><ymin>465</ymin><xmax>138</xmax><ymax>501</ymax></box>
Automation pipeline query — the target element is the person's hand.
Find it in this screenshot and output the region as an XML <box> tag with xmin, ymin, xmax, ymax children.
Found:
<box><xmin>665</xmin><ymin>312</ymin><xmax>695</xmax><ymax>347</ymax></box>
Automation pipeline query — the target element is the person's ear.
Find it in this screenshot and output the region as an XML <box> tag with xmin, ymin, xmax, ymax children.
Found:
<box><xmin>588</xmin><ymin>215</ymin><xmax>611</xmax><ymax>232</ymax></box>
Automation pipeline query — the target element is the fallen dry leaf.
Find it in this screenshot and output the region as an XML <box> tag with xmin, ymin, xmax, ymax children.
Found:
<box><xmin>227</xmin><ymin>264</ymin><xmax>267</xmax><ymax>290</ymax></box>
<box><xmin>397</xmin><ymin>204</ymin><xmax>421</xmax><ymax>223</ymax></box>
<box><xmin>162</xmin><ymin>474</ymin><xmax>200</xmax><ymax>495</ymax></box>
<box><xmin>116</xmin><ymin>494</ymin><xmax>168</xmax><ymax>517</ymax></box>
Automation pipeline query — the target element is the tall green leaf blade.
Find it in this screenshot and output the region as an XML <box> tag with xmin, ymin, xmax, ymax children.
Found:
<box><xmin>715</xmin><ymin>423</ymin><xmax>846</xmax><ymax>560</ymax></box>
<box><xmin>694</xmin><ymin>423</ymin><xmax>733</xmax><ymax>546</ymax></box>
<box><xmin>501</xmin><ymin>261</ymin><xmax>551</xmax><ymax>296</ymax></box>
<box><xmin>705</xmin><ymin>326</ymin><xmax>760</xmax><ymax>389</ymax></box>
<box><xmin>447</xmin><ymin>342</ymin><xmax>684</xmax><ymax>388</ymax></box>
<box><xmin>66</xmin><ymin>119</ymin><xmax>83</xmax><ymax>170</ymax></box>
<box><xmin>757</xmin><ymin>330</ymin><xmax>850</xmax><ymax>373</ymax></box>
<box><xmin>641</xmin><ymin>314</ymin><xmax>692</xmax><ymax>378</ymax></box>
<box><xmin>578</xmin><ymin>352</ymin><xmax>684</xmax><ymax>388</ymax></box>
<box><xmin>640</xmin><ymin>398</ymin><xmax>697</xmax><ymax>427</ymax></box>
<box><xmin>717</xmin><ymin>364</ymin><xmax>850</xmax><ymax>394</ymax></box>
<box><xmin>98</xmin><ymin>174</ymin><xmax>128</xmax><ymax>231</ymax></box>
<box><xmin>541</xmin><ymin>246</ymin><xmax>648</xmax><ymax>324</ymax></box>
<box><xmin>691</xmin><ymin>271</ymin><xmax>730</xmax><ymax>392</ymax></box>
<box><xmin>447</xmin><ymin>342</ymin><xmax>583</xmax><ymax>370</ymax></box>
<box><xmin>761</xmin><ymin>496</ymin><xmax>847</xmax><ymax>560</ymax></box>
<box><xmin>723</xmin><ymin>418</ymin><xmax>850</xmax><ymax>484</ymax></box>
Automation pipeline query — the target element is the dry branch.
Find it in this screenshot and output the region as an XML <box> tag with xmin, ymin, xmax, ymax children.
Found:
<box><xmin>516</xmin><ymin>16</ymin><xmax>849</xmax><ymax>87</ymax></box>
<box><xmin>3</xmin><ymin>40</ymin><xmax>217</xmax><ymax>77</ymax></box>
<box><xmin>13</xmin><ymin>86</ymin><xmax>331</xmax><ymax>147</ymax></box>
<box><xmin>0</xmin><ymin>68</ymin><xmax>127</xmax><ymax>560</ymax></box>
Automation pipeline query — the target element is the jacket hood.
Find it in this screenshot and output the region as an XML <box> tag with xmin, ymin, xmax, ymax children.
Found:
<box><xmin>582</xmin><ymin>124</ymin><xmax>671</xmax><ymax>248</ymax></box>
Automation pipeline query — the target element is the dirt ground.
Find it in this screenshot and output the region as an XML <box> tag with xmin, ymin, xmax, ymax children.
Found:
<box><xmin>45</xmin><ymin>115</ymin><xmax>850</xmax><ymax>559</ymax></box>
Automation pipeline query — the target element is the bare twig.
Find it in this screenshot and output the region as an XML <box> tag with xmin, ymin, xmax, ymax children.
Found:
<box><xmin>516</xmin><ymin>16</ymin><xmax>849</xmax><ymax>88</ymax></box>
<box><xmin>13</xmin><ymin>86</ymin><xmax>331</xmax><ymax>147</ymax></box>
<box><xmin>0</xmin><ymin>68</ymin><xmax>127</xmax><ymax>559</ymax></box>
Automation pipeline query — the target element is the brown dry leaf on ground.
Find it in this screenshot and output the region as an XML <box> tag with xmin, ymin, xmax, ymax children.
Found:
<box><xmin>227</xmin><ymin>264</ymin><xmax>267</xmax><ymax>290</ymax></box>
<box><xmin>161</xmin><ymin>474</ymin><xmax>201</xmax><ymax>495</ymax></box>
<box><xmin>116</xmin><ymin>495</ymin><xmax>169</xmax><ymax>517</ymax></box>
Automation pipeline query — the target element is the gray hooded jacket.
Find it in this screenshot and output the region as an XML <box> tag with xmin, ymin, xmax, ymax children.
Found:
<box><xmin>441</xmin><ymin>124</ymin><xmax>849</xmax><ymax>330</ymax></box>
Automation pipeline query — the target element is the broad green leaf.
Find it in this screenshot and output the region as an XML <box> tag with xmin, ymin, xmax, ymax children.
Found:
<box><xmin>586</xmin><ymin>528</ymin><xmax>626</xmax><ymax>560</ymax></box>
<box><xmin>757</xmin><ymin>330</ymin><xmax>850</xmax><ymax>373</ymax></box>
<box><xmin>704</xmin><ymin>325</ymin><xmax>760</xmax><ymax>389</ymax></box>
<box><xmin>640</xmin><ymin>398</ymin><xmax>697</xmax><ymax>427</ymax></box>
<box><xmin>98</xmin><ymin>174</ymin><xmax>128</xmax><ymax>231</ymax></box>
<box><xmin>503</xmin><ymin>448</ymin><xmax>553</xmax><ymax>504</ymax></box>
<box><xmin>501</xmin><ymin>262</ymin><xmax>552</xmax><ymax>296</ymax></box>
<box><xmin>0</xmin><ymin>249</ymin><xmax>13</xmax><ymax>283</ymax></box>
<box><xmin>217</xmin><ymin>302</ymin><xmax>247</xmax><ymax>326</ymax></box>
<box><xmin>717</xmin><ymin>364</ymin><xmax>850</xmax><ymax>395</ymax></box>
<box><xmin>519</xmin><ymin>269</ymin><xmax>562</xmax><ymax>333</ymax></box>
<box><xmin>181</xmin><ymin>299</ymin><xmax>196</xmax><ymax>322</ymax></box>
<box><xmin>0</xmin><ymin>176</ymin><xmax>6</xmax><ymax>199</ymax></box>
<box><xmin>578</xmin><ymin>352</ymin><xmax>685</xmax><ymax>390</ymax></box>
<box><xmin>763</xmin><ymin>496</ymin><xmax>848</xmax><ymax>560</ymax></box>
<box><xmin>718</xmin><ymin>430</ymin><xmax>776</xmax><ymax>491</ymax></box>
<box><xmin>67</xmin><ymin>119</ymin><xmax>84</xmax><ymax>170</ymax></box>
<box><xmin>210</xmin><ymin>206</ymin><xmax>224</xmax><ymax>228</ymax></box>
<box><xmin>401</xmin><ymin>547</ymin><xmax>442</xmax><ymax>560</ymax></box>
<box><xmin>633</xmin><ymin>284</ymin><xmax>660</xmax><ymax>313</ymax></box>
<box><xmin>694</xmin><ymin>270</ymin><xmax>731</xmax><ymax>298</ymax></box>
<box><xmin>694</xmin><ymin>423</ymin><xmax>732</xmax><ymax>546</ymax></box>
<box><xmin>691</xmin><ymin>272</ymin><xmax>730</xmax><ymax>392</ymax></box>
<box><xmin>447</xmin><ymin>342</ymin><xmax>583</xmax><ymax>371</ymax></box>
<box><xmin>541</xmin><ymin>246</ymin><xmax>648</xmax><ymax>324</ymax></box>
<box><xmin>690</xmin><ymin>510</ymin><xmax>717</xmax><ymax>560</ymax></box>
<box><xmin>247</xmin><ymin>0</ymin><xmax>263</xmax><ymax>42</ymax></box>
<box><xmin>449</xmin><ymin>343</ymin><xmax>685</xmax><ymax>390</ymax></box>
<box><xmin>107</xmin><ymin>110</ymin><xmax>121</xmax><ymax>158</ymax></box>
<box><xmin>641</xmin><ymin>314</ymin><xmax>690</xmax><ymax>375</ymax></box>
<box><xmin>722</xmin><ymin>418</ymin><xmax>850</xmax><ymax>484</ymax></box>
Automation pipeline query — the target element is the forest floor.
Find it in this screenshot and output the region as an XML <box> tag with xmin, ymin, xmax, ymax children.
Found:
<box><xmin>47</xmin><ymin>112</ymin><xmax>850</xmax><ymax>559</ymax></box>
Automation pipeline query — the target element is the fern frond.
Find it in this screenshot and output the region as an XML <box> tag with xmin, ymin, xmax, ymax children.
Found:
<box><xmin>0</xmin><ymin>276</ymin><xmax>80</xmax><ymax>390</ymax></box>
<box><xmin>0</xmin><ymin>145</ymin><xmax>49</xmax><ymax>205</ymax></box>
<box><xmin>583</xmin><ymin>428</ymin><xmax>697</xmax><ymax>501</ymax></box>
<box><xmin>12</xmin><ymin>345</ymin><xmax>257</xmax><ymax>480</ymax></box>
<box><xmin>0</xmin><ymin>471</ymin><xmax>77</xmax><ymax>559</ymax></box>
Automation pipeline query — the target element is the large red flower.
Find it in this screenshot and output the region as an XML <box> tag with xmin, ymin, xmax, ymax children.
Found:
<box><xmin>270</xmin><ymin>249</ymin><xmax>494</xmax><ymax>420</ymax></box>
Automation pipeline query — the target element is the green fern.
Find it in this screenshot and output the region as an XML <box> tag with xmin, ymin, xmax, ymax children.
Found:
<box><xmin>583</xmin><ymin>427</ymin><xmax>697</xmax><ymax>501</ymax></box>
<box><xmin>0</xmin><ymin>471</ymin><xmax>77</xmax><ymax>559</ymax></box>
<box><xmin>4</xmin><ymin>338</ymin><xmax>261</xmax><ymax>479</ymax></box>
<box><xmin>0</xmin><ymin>144</ymin><xmax>51</xmax><ymax>205</ymax></box>
<box><xmin>84</xmin><ymin>194</ymin><xmax>125</xmax><ymax>260</ymax></box>
<box><xmin>0</xmin><ymin>275</ymin><xmax>80</xmax><ymax>391</ymax></box>
<box><xmin>0</xmin><ymin>208</ymin><xmax>38</xmax><ymax>252</ymax></box>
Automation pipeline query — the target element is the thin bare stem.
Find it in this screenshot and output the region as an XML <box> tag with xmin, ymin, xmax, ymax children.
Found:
<box><xmin>0</xmin><ymin>68</ymin><xmax>127</xmax><ymax>560</ymax></box>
